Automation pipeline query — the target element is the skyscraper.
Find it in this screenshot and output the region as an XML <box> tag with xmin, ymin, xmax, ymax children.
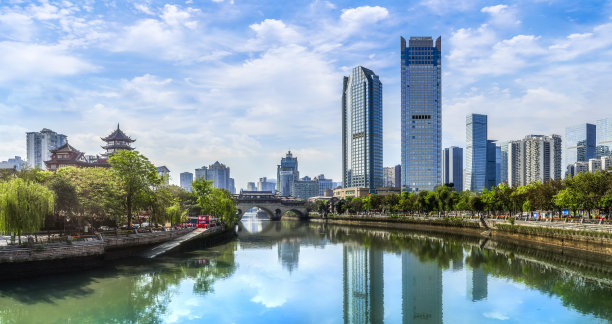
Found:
<box><xmin>342</xmin><ymin>66</ymin><xmax>383</xmax><ymax>193</ymax></box>
<box><xmin>26</xmin><ymin>128</ymin><xmax>67</xmax><ymax>170</ymax></box>
<box><xmin>257</xmin><ymin>177</ymin><xmax>276</xmax><ymax>192</ymax></box>
<box><xmin>595</xmin><ymin>117</ymin><xmax>612</xmax><ymax>158</ymax></box>
<box><xmin>442</xmin><ymin>146</ymin><xmax>463</xmax><ymax>192</ymax></box>
<box><xmin>277</xmin><ymin>151</ymin><xmax>299</xmax><ymax>196</ymax></box>
<box><xmin>486</xmin><ymin>140</ymin><xmax>499</xmax><ymax>189</ymax></box>
<box><xmin>401</xmin><ymin>36</ymin><xmax>442</xmax><ymax>192</ymax></box>
<box><xmin>343</xmin><ymin>245</ymin><xmax>384</xmax><ymax>324</ymax></box>
<box><xmin>499</xmin><ymin>141</ymin><xmax>510</xmax><ymax>184</ymax></box>
<box><xmin>508</xmin><ymin>134</ymin><xmax>562</xmax><ymax>186</ymax></box>
<box><xmin>402</xmin><ymin>250</ymin><xmax>442</xmax><ymax>324</ymax></box>
<box><xmin>565</xmin><ymin>123</ymin><xmax>596</xmax><ymax>175</ymax></box>
<box><xmin>180</xmin><ymin>172</ymin><xmax>193</xmax><ymax>192</ymax></box>
<box><xmin>465</xmin><ymin>114</ymin><xmax>487</xmax><ymax>192</ymax></box>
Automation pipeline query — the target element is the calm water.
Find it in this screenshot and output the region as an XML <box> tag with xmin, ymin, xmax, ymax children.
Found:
<box><xmin>0</xmin><ymin>214</ymin><xmax>611</xmax><ymax>324</ymax></box>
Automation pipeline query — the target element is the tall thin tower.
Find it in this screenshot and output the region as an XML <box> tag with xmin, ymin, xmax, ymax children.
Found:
<box><xmin>401</xmin><ymin>36</ymin><xmax>442</xmax><ymax>192</ymax></box>
<box><xmin>342</xmin><ymin>66</ymin><xmax>383</xmax><ymax>193</ymax></box>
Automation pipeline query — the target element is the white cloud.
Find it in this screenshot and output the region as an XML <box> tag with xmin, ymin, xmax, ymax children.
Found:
<box><xmin>483</xmin><ymin>311</ymin><xmax>510</xmax><ymax>321</ymax></box>
<box><xmin>245</xmin><ymin>19</ymin><xmax>302</xmax><ymax>51</ymax></box>
<box><xmin>340</xmin><ymin>6</ymin><xmax>388</xmax><ymax>33</ymax></box>
<box><xmin>420</xmin><ymin>0</ymin><xmax>474</xmax><ymax>15</ymax></box>
<box><xmin>481</xmin><ymin>4</ymin><xmax>520</xmax><ymax>26</ymax></box>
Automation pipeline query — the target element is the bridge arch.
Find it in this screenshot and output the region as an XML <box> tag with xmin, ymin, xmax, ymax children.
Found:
<box><xmin>236</xmin><ymin>206</ymin><xmax>276</xmax><ymax>221</ymax></box>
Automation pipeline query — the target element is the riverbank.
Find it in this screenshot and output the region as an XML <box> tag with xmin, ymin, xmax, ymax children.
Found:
<box><xmin>307</xmin><ymin>214</ymin><xmax>612</xmax><ymax>260</ymax></box>
<box><xmin>0</xmin><ymin>226</ymin><xmax>235</xmax><ymax>280</ymax></box>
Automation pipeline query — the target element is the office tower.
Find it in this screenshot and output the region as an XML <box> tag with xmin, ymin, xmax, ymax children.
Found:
<box><xmin>499</xmin><ymin>141</ymin><xmax>510</xmax><ymax>184</ymax></box>
<box><xmin>291</xmin><ymin>177</ymin><xmax>319</xmax><ymax>200</ymax></box>
<box><xmin>342</xmin><ymin>66</ymin><xmax>383</xmax><ymax>193</ymax></box>
<box><xmin>465</xmin><ymin>114</ymin><xmax>487</xmax><ymax>192</ymax></box>
<box><xmin>343</xmin><ymin>245</ymin><xmax>384</xmax><ymax>324</ymax></box>
<box><xmin>394</xmin><ymin>164</ymin><xmax>401</xmax><ymax>189</ymax></box>
<box><xmin>229</xmin><ymin>178</ymin><xmax>235</xmax><ymax>194</ymax></box>
<box><xmin>26</xmin><ymin>128</ymin><xmax>67</xmax><ymax>170</ymax></box>
<box><xmin>314</xmin><ymin>174</ymin><xmax>333</xmax><ymax>196</ymax></box>
<box><xmin>257</xmin><ymin>177</ymin><xmax>276</xmax><ymax>192</ymax></box>
<box><xmin>508</xmin><ymin>135</ymin><xmax>562</xmax><ymax>186</ymax></box>
<box><xmin>595</xmin><ymin>117</ymin><xmax>612</xmax><ymax>158</ymax></box>
<box><xmin>246</xmin><ymin>182</ymin><xmax>257</xmax><ymax>191</ymax></box>
<box><xmin>195</xmin><ymin>166</ymin><xmax>207</xmax><ymax>180</ymax></box>
<box><xmin>277</xmin><ymin>151</ymin><xmax>299</xmax><ymax>196</ymax></box>
<box><xmin>486</xmin><ymin>140</ymin><xmax>498</xmax><ymax>189</ymax></box>
<box><xmin>180</xmin><ymin>172</ymin><xmax>193</xmax><ymax>192</ymax></box>
<box><xmin>196</xmin><ymin>161</ymin><xmax>232</xmax><ymax>192</ymax></box>
<box><xmin>565</xmin><ymin>123</ymin><xmax>596</xmax><ymax>174</ymax></box>
<box><xmin>442</xmin><ymin>146</ymin><xmax>463</xmax><ymax>192</ymax></box>
<box><xmin>401</xmin><ymin>36</ymin><xmax>442</xmax><ymax>192</ymax></box>
<box><xmin>402</xmin><ymin>250</ymin><xmax>442</xmax><ymax>324</ymax></box>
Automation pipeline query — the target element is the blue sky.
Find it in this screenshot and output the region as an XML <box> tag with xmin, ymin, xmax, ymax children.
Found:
<box><xmin>1</xmin><ymin>0</ymin><xmax>611</xmax><ymax>188</ymax></box>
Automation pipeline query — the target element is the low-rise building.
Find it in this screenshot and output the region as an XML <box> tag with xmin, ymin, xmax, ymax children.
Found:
<box><xmin>333</xmin><ymin>187</ymin><xmax>369</xmax><ymax>199</ymax></box>
<box><xmin>375</xmin><ymin>187</ymin><xmax>401</xmax><ymax>195</ymax></box>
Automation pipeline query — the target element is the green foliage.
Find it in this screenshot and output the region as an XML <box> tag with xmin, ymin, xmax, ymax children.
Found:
<box><xmin>166</xmin><ymin>202</ymin><xmax>186</xmax><ymax>226</ymax></box>
<box><xmin>0</xmin><ymin>178</ymin><xmax>54</xmax><ymax>241</ymax></box>
<box><xmin>109</xmin><ymin>150</ymin><xmax>161</xmax><ymax>227</ymax></box>
<box><xmin>192</xmin><ymin>177</ymin><xmax>237</xmax><ymax>226</ymax></box>
<box><xmin>508</xmin><ymin>217</ymin><xmax>515</xmax><ymax>225</ymax></box>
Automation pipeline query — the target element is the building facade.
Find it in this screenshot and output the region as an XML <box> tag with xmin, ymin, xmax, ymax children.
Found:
<box><xmin>277</xmin><ymin>151</ymin><xmax>299</xmax><ymax>196</ymax></box>
<box><xmin>44</xmin><ymin>143</ymin><xmax>108</xmax><ymax>171</ymax></box>
<box><xmin>291</xmin><ymin>178</ymin><xmax>319</xmax><ymax>200</ymax></box>
<box><xmin>246</xmin><ymin>182</ymin><xmax>257</xmax><ymax>191</ymax></box>
<box><xmin>342</xmin><ymin>66</ymin><xmax>383</xmax><ymax>193</ymax></box>
<box><xmin>101</xmin><ymin>124</ymin><xmax>136</xmax><ymax>158</ymax></box>
<box><xmin>486</xmin><ymin>140</ymin><xmax>499</xmax><ymax>189</ymax></box>
<box><xmin>156</xmin><ymin>166</ymin><xmax>170</xmax><ymax>184</ymax></box>
<box><xmin>26</xmin><ymin>128</ymin><xmax>67</xmax><ymax>170</ymax></box>
<box><xmin>257</xmin><ymin>177</ymin><xmax>276</xmax><ymax>192</ymax></box>
<box><xmin>442</xmin><ymin>146</ymin><xmax>463</xmax><ymax>192</ymax></box>
<box><xmin>401</xmin><ymin>36</ymin><xmax>442</xmax><ymax>192</ymax></box>
<box><xmin>499</xmin><ymin>141</ymin><xmax>510</xmax><ymax>184</ymax></box>
<box><xmin>465</xmin><ymin>114</ymin><xmax>487</xmax><ymax>192</ymax></box>
<box><xmin>596</xmin><ymin>117</ymin><xmax>612</xmax><ymax>158</ymax></box>
<box><xmin>314</xmin><ymin>174</ymin><xmax>333</xmax><ymax>196</ymax></box>
<box><xmin>0</xmin><ymin>156</ymin><xmax>24</xmax><ymax>171</ymax></box>
<box><xmin>565</xmin><ymin>123</ymin><xmax>596</xmax><ymax>175</ymax></box>
<box><xmin>180</xmin><ymin>172</ymin><xmax>193</xmax><ymax>191</ymax></box>
<box><xmin>508</xmin><ymin>134</ymin><xmax>562</xmax><ymax>186</ymax></box>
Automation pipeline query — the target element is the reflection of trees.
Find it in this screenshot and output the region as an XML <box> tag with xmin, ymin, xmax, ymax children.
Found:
<box><xmin>0</xmin><ymin>241</ymin><xmax>238</xmax><ymax>323</ymax></box>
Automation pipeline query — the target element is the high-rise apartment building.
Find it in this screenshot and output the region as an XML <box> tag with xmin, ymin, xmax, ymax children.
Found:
<box><xmin>246</xmin><ymin>182</ymin><xmax>257</xmax><ymax>191</ymax></box>
<box><xmin>277</xmin><ymin>151</ymin><xmax>299</xmax><ymax>196</ymax></box>
<box><xmin>401</xmin><ymin>36</ymin><xmax>442</xmax><ymax>192</ymax></box>
<box><xmin>595</xmin><ymin>117</ymin><xmax>612</xmax><ymax>158</ymax></box>
<box><xmin>342</xmin><ymin>66</ymin><xmax>383</xmax><ymax>193</ymax></box>
<box><xmin>508</xmin><ymin>134</ymin><xmax>562</xmax><ymax>187</ymax></box>
<box><xmin>565</xmin><ymin>123</ymin><xmax>596</xmax><ymax>175</ymax></box>
<box><xmin>26</xmin><ymin>128</ymin><xmax>67</xmax><ymax>170</ymax></box>
<box><xmin>194</xmin><ymin>161</ymin><xmax>233</xmax><ymax>192</ymax></box>
<box><xmin>257</xmin><ymin>177</ymin><xmax>276</xmax><ymax>192</ymax></box>
<box><xmin>180</xmin><ymin>172</ymin><xmax>193</xmax><ymax>192</ymax></box>
<box><xmin>465</xmin><ymin>114</ymin><xmax>487</xmax><ymax>192</ymax></box>
<box><xmin>442</xmin><ymin>147</ymin><xmax>463</xmax><ymax>192</ymax></box>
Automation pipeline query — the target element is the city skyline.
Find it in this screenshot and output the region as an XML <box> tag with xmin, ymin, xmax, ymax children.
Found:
<box><xmin>1</xmin><ymin>1</ymin><xmax>612</xmax><ymax>188</ymax></box>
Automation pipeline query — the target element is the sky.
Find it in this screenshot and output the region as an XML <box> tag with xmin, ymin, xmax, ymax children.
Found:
<box><xmin>1</xmin><ymin>0</ymin><xmax>611</xmax><ymax>189</ymax></box>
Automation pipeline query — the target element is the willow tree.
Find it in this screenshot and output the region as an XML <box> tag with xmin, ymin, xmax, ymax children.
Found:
<box><xmin>109</xmin><ymin>150</ymin><xmax>161</xmax><ymax>228</ymax></box>
<box><xmin>0</xmin><ymin>178</ymin><xmax>54</xmax><ymax>244</ymax></box>
<box><xmin>166</xmin><ymin>202</ymin><xmax>186</xmax><ymax>226</ymax></box>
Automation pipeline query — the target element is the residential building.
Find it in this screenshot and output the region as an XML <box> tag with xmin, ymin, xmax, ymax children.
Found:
<box><xmin>246</xmin><ymin>182</ymin><xmax>257</xmax><ymax>191</ymax></box>
<box><xmin>180</xmin><ymin>172</ymin><xmax>193</xmax><ymax>191</ymax></box>
<box><xmin>401</xmin><ymin>36</ymin><xmax>442</xmax><ymax>192</ymax></box>
<box><xmin>565</xmin><ymin>123</ymin><xmax>596</xmax><ymax>175</ymax></box>
<box><xmin>333</xmin><ymin>187</ymin><xmax>369</xmax><ymax>199</ymax></box>
<box><xmin>595</xmin><ymin>117</ymin><xmax>612</xmax><ymax>158</ymax></box>
<box><xmin>291</xmin><ymin>177</ymin><xmax>318</xmax><ymax>200</ymax></box>
<box><xmin>465</xmin><ymin>114</ymin><xmax>487</xmax><ymax>192</ymax></box>
<box><xmin>157</xmin><ymin>166</ymin><xmax>170</xmax><ymax>183</ymax></box>
<box><xmin>508</xmin><ymin>135</ymin><xmax>562</xmax><ymax>186</ymax></box>
<box><xmin>314</xmin><ymin>174</ymin><xmax>333</xmax><ymax>196</ymax></box>
<box><xmin>601</xmin><ymin>156</ymin><xmax>612</xmax><ymax>171</ymax></box>
<box><xmin>442</xmin><ymin>147</ymin><xmax>463</xmax><ymax>192</ymax></box>
<box><xmin>195</xmin><ymin>161</ymin><xmax>233</xmax><ymax>192</ymax></box>
<box><xmin>26</xmin><ymin>128</ymin><xmax>67</xmax><ymax>170</ymax></box>
<box><xmin>588</xmin><ymin>158</ymin><xmax>602</xmax><ymax>172</ymax></box>
<box><xmin>195</xmin><ymin>166</ymin><xmax>207</xmax><ymax>180</ymax></box>
<box><xmin>277</xmin><ymin>151</ymin><xmax>299</xmax><ymax>196</ymax></box>
<box><xmin>342</xmin><ymin>66</ymin><xmax>383</xmax><ymax>193</ymax></box>
<box><xmin>0</xmin><ymin>156</ymin><xmax>24</xmax><ymax>171</ymax></box>
<box><xmin>382</xmin><ymin>165</ymin><xmax>401</xmax><ymax>188</ymax></box>
<box><xmin>257</xmin><ymin>177</ymin><xmax>276</xmax><ymax>192</ymax></box>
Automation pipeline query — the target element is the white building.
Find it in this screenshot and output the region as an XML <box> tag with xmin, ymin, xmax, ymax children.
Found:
<box><xmin>507</xmin><ymin>134</ymin><xmax>562</xmax><ymax>187</ymax></box>
<box><xmin>26</xmin><ymin>128</ymin><xmax>67</xmax><ymax>170</ymax></box>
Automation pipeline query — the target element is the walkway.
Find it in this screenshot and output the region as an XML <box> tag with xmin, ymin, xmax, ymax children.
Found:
<box><xmin>141</xmin><ymin>227</ymin><xmax>223</xmax><ymax>259</ymax></box>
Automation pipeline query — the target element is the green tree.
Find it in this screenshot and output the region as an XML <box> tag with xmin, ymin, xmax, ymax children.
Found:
<box><xmin>166</xmin><ymin>202</ymin><xmax>186</xmax><ymax>226</ymax></box>
<box><xmin>0</xmin><ymin>178</ymin><xmax>54</xmax><ymax>244</ymax></box>
<box><xmin>109</xmin><ymin>150</ymin><xmax>161</xmax><ymax>228</ymax></box>
<box><xmin>192</xmin><ymin>177</ymin><xmax>237</xmax><ymax>226</ymax></box>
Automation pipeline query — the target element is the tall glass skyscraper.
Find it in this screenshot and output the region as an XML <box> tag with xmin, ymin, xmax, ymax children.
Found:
<box><xmin>565</xmin><ymin>123</ymin><xmax>596</xmax><ymax>172</ymax></box>
<box><xmin>465</xmin><ymin>114</ymin><xmax>487</xmax><ymax>192</ymax></box>
<box><xmin>342</xmin><ymin>66</ymin><xmax>383</xmax><ymax>193</ymax></box>
<box><xmin>595</xmin><ymin>118</ymin><xmax>612</xmax><ymax>158</ymax></box>
<box><xmin>401</xmin><ymin>36</ymin><xmax>442</xmax><ymax>192</ymax></box>
<box><xmin>442</xmin><ymin>146</ymin><xmax>463</xmax><ymax>192</ymax></box>
<box><xmin>277</xmin><ymin>151</ymin><xmax>299</xmax><ymax>196</ymax></box>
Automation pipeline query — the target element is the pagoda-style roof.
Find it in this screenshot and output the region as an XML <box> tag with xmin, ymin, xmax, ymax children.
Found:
<box><xmin>50</xmin><ymin>143</ymin><xmax>80</xmax><ymax>154</ymax></box>
<box><xmin>101</xmin><ymin>123</ymin><xmax>135</xmax><ymax>143</ymax></box>
<box><xmin>45</xmin><ymin>143</ymin><xmax>111</xmax><ymax>170</ymax></box>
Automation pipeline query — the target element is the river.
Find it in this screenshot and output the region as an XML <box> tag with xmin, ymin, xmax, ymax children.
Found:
<box><xmin>0</xmin><ymin>213</ymin><xmax>610</xmax><ymax>323</ymax></box>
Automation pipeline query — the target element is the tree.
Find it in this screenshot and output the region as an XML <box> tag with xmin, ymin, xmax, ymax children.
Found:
<box><xmin>109</xmin><ymin>150</ymin><xmax>161</xmax><ymax>228</ymax></box>
<box><xmin>166</xmin><ymin>202</ymin><xmax>186</xmax><ymax>226</ymax></box>
<box><xmin>0</xmin><ymin>178</ymin><xmax>54</xmax><ymax>244</ymax></box>
<box><xmin>192</xmin><ymin>177</ymin><xmax>237</xmax><ymax>226</ymax></box>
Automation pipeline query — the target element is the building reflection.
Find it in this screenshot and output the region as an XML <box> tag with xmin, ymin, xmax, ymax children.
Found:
<box><xmin>278</xmin><ymin>239</ymin><xmax>300</xmax><ymax>273</ymax></box>
<box><xmin>343</xmin><ymin>244</ymin><xmax>384</xmax><ymax>324</ymax></box>
<box><xmin>467</xmin><ymin>266</ymin><xmax>488</xmax><ymax>301</ymax></box>
<box><xmin>402</xmin><ymin>251</ymin><xmax>442</xmax><ymax>324</ymax></box>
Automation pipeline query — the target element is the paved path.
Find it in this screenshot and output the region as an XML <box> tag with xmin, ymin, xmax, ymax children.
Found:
<box><xmin>140</xmin><ymin>228</ymin><xmax>212</xmax><ymax>259</ymax></box>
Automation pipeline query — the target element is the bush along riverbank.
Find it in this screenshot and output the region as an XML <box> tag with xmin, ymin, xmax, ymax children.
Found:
<box><xmin>307</xmin><ymin>214</ymin><xmax>612</xmax><ymax>256</ymax></box>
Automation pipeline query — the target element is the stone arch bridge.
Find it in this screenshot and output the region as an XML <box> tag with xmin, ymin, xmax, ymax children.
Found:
<box><xmin>234</xmin><ymin>191</ymin><xmax>309</xmax><ymax>220</ymax></box>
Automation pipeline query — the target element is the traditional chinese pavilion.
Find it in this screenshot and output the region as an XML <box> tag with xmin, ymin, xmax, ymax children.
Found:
<box><xmin>44</xmin><ymin>143</ymin><xmax>108</xmax><ymax>171</ymax></box>
<box><xmin>101</xmin><ymin>123</ymin><xmax>136</xmax><ymax>158</ymax></box>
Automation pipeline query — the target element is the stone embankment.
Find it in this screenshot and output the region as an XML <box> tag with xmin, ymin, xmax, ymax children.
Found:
<box><xmin>309</xmin><ymin>214</ymin><xmax>612</xmax><ymax>256</ymax></box>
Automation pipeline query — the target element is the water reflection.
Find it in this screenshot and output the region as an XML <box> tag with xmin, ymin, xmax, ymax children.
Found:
<box><xmin>0</xmin><ymin>220</ymin><xmax>610</xmax><ymax>323</ymax></box>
